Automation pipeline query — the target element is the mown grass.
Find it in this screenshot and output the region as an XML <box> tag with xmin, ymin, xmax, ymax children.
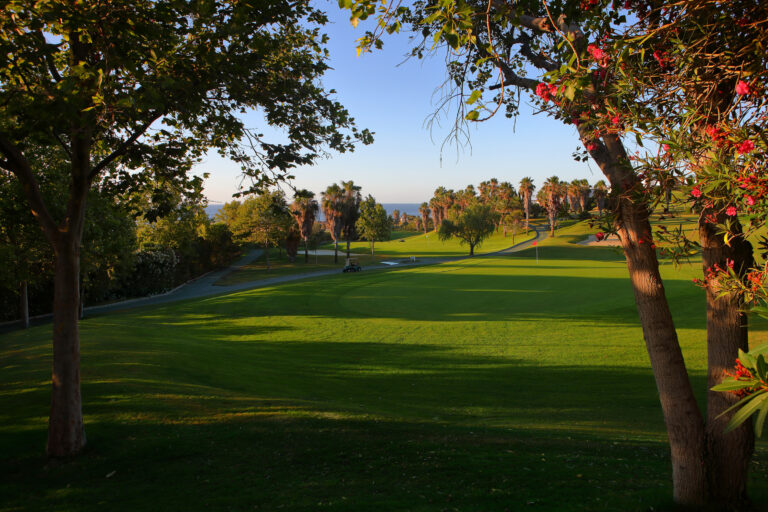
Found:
<box><xmin>215</xmin><ymin>252</ymin><xmax>344</xmax><ymax>286</ymax></box>
<box><xmin>218</xmin><ymin>228</ymin><xmax>537</xmax><ymax>286</ymax></box>
<box><xmin>2</xmin><ymin>224</ymin><xmax>767</xmax><ymax>511</ymax></box>
<box><xmin>329</xmin><ymin>228</ymin><xmax>537</xmax><ymax>260</ymax></box>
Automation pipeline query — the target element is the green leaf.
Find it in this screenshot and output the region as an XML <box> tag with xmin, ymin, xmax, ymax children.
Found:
<box><xmin>711</xmin><ymin>380</ymin><xmax>756</xmax><ymax>392</ymax></box>
<box><xmin>465</xmin><ymin>110</ymin><xmax>479</xmax><ymax>121</ymax></box>
<box><xmin>725</xmin><ymin>391</ymin><xmax>768</xmax><ymax>433</ymax></box>
<box><xmin>755</xmin><ymin>400</ymin><xmax>768</xmax><ymax>437</ymax></box>
<box><xmin>467</xmin><ymin>90</ymin><xmax>481</xmax><ymax>105</ymax></box>
<box><xmin>564</xmin><ymin>85</ymin><xmax>575</xmax><ymax>101</ymax></box>
<box><xmin>758</xmin><ymin>354</ymin><xmax>768</xmax><ymax>380</ymax></box>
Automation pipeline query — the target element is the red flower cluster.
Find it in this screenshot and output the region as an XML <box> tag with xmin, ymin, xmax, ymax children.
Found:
<box><xmin>737</xmin><ymin>140</ymin><xmax>755</xmax><ymax>154</ymax></box>
<box><xmin>705</xmin><ymin>124</ymin><xmax>726</xmax><ymax>143</ymax></box>
<box><xmin>595</xmin><ymin>232</ymin><xmax>605</xmax><ymax>241</ymax></box>
<box><xmin>726</xmin><ymin>206</ymin><xmax>738</xmax><ymax>217</ymax></box>
<box><xmin>691</xmin><ymin>186</ymin><xmax>702</xmax><ymax>198</ymax></box>
<box><xmin>585</xmin><ymin>141</ymin><xmax>598</xmax><ymax>152</ymax></box>
<box><xmin>736</xmin><ymin>172</ymin><xmax>768</xmax><ymax>203</ymax></box>
<box><xmin>536</xmin><ymin>82</ymin><xmax>558</xmax><ymax>102</ymax></box>
<box><xmin>725</xmin><ymin>359</ymin><xmax>756</xmax><ymax>398</ymax></box>
<box><xmin>735</xmin><ymin>80</ymin><xmax>751</xmax><ymax>96</ymax></box>
<box><xmin>653</xmin><ymin>50</ymin><xmax>671</xmax><ymax>69</ymax></box>
<box><xmin>587</xmin><ymin>44</ymin><xmax>610</xmax><ymax>67</ymax></box>
<box><xmin>747</xmin><ymin>269</ymin><xmax>764</xmax><ymax>293</ymax></box>
<box><xmin>580</xmin><ymin>0</ymin><xmax>599</xmax><ymax>8</ymax></box>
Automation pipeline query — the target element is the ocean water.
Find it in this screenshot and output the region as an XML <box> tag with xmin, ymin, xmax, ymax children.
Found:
<box><xmin>205</xmin><ymin>202</ymin><xmax>422</xmax><ymax>221</ymax></box>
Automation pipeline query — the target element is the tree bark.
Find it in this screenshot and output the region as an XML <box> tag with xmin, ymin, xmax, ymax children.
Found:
<box><xmin>589</xmin><ymin>131</ymin><xmax>709</xmax><ymax>505</ymax></box>
<box><xmin>47</xmin><ymin>234</ymin><xmax>86</xmax><ymax>457</ymax></box>
<box><xmin>19</xmin><ymin>280</ymin><xmax>29</xmax><ymax>328</ymax></box>
<box><xmin>334</xmin><ymin>241</ymin><xmax>338</xmax><ymax>264</ymax></box>
<box><xmin>700</xmin><ymin>214</ymin><xmax>754</xmax><ymax>506</ymax></box>
<box><xmin>346</xmin><ymin>239</ymin><xmax>351</xmax><ymax>258</ymax></box>
<box><xmin>304</xmin><ymin>238</ymin><xmax>309</xmax><ymax>263</ymax></box>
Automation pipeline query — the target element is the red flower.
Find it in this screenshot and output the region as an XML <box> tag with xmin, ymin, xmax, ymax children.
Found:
<box><xmin>611</xmin><ymin>114</ymin><xmax>621</xmax><ymax>125</ymax></box>
<box><xmin>535</xmin><ymin>82</ymin><xmax>557</xmax><ymax>102</ymax></box>
<box><xmin>726</xmin><ymin>206</ymin><xmax>738</xmax><ymax>216</ymax></box>
<box><xmin>737</xmin><ymin>140</ymin><xmax>755</xmax><ymax>154</ymax></box>
<box><xmin>595</xmin><ymin>232</ymin><xmax>605</xmax><ymax>241</ymax></box>
<box><xmin>586</xmin><ymin>142</ymin><xmax>598</xmax><ymax>152</ymax></box>
<box><xmin>653</xmin><ymin>50</ymin><xmax>671</xmax><ymax>69</ymax></box>
<box><xmin>587</xmin><ymin>45</ymin><xmax>605</xmax><ymax>60</ymax></box>
<box><xmin>735</xmin><ymin>81</ymin><xmax>751</xmax><ymax>96</ymax></box>
<box><xmin>662</xmin><ymin>144</ymin><xmax>670</xmax><ymax>151</ymax></box>
<box><xmin>746</xmin><ymin>195</ymin><xmax>755</xmax><ymax>206</ymax></box>
<box><xmin>691</xmin><ymin>186</ymin><xmax>702</xmax><ymax>198</ymax></box>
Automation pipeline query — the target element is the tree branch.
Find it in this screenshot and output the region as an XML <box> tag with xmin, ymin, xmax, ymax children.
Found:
<box><xmin>0</xmin><ymin>132</ymin><xmax>59</xmax><ymax>241</ymax></box>
<box><xmin>87</xmin><ymin>113</ymin><xmax>162</xmax><ymax>181</ymax></box>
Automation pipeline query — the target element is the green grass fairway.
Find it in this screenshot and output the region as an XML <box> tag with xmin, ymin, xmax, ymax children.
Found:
<box><xmin>218</xmin><ymin>229</ymin><xmax>536</xmax><ymax>285</ymax></box>
<box><xmin>327</xmin><ymin>228</ymin><xmax>536</xmax><ymax>260</ymax></box>
<box><xmin>2</xmin><ymin>226</ymin><xmax>767</xmax><ymax>511</ymax></box>
<box><xmin>215</xmin><ymin>252</ymin><xmax>344</xmax><ymax>286</ymax></box>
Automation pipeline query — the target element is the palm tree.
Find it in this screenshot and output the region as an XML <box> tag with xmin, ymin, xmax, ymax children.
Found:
<box><xmin>496</xmin><ymin>181</ymin><xmax>519</xmax><ymax>235</ymax></box>
<box><xmin>290</xmin><ymin>189</ymin><xmax>319</xmax><ymax>263</ymax></box>
<box><xmin>340</xmin><ymin>180</ymin><xmax>362</xmax><ymax>258</ymax></box>
<box><xmin>518</xmin><ymin>177</ymin><xmax>535</xmax><ymax>233</ymax></box>
<box><xmin>593</xmin><ymin>180</ymin><xmax>608</xmax><ymax>215</ymax></box>
<box><xmin>578</xmin><ymin>179</ymin><xmax>591</xmax><ymax>213</ymax></box>
<box><xmin>542</xmin><ymin>176</ymin><xmax>563</xmax><ymax>236</ymax></box>
<box><xmin>429</xmin><ymin>197</ymin><xmax>442</xmax><ymax>230</ymax></box>
<box><xmin>419</xmin><ymin>202</ymin><xmax>431</xmax><ymax>234</ymax></box>
<box><xmin>568</xmin><ymin>180</ymin><xmax>581</xmax><ymax>214</ymax></box>
<box><xmin>321</xmin><ymin>184</ymin><xmax>344</xmax><ymax>263</ymax></box>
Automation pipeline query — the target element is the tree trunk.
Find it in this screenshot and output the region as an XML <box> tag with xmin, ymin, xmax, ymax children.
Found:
<box><xmin>19</xmin><ymin>280</ymin><xmax>29</xmax><ymax>328</ymax></box>
<box><xmin>469</xmin><ymin>243</ymin><xmax>474</xmax><ymax>256</ymax></box>
<box><xmin>700</xmin><ymin>214</ymin><xmax>754</xmax><ymax>506</ymax></box>
<box><xmin>371</xmin><ymin>241</ymin><xmax>375</xmax><ymax>259</ymax></box>
<box><xmin>334</xmin><ymin>240</ymin><xmax>338</xmax><ymax>264</ymax></box>
<box><xmin>265</xmin><ymin>244</ymin><xmax>270</xmax><ymax>270</ymax></box>
<box><xmin>588</xmin><ymin>131</ymin><xmax>709</xmax><ymax>505</ymax></box>
<box><xmin>346</xmin><ymin>239</ymin><xmax>351</xmax><ymax>258</ymax></box>
<box><xmin>47</xmin><ymin>235</ymin><xmax>86</xmax><ymax>457</ymax></box>
<box><xmin>304</xmin><ymin>239</ymin><xmax>309</xmax><ymax>263</ymax></box>
<box><xmin>616</xmin><ymin>201</ymin><xmax>708</xmax><ymax>505</ymax></box>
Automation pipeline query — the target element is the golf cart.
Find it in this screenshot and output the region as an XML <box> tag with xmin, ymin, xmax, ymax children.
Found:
<box><xmin>343</xmin><ymin>257</ymin><xmax>362</xmax><ymax>273</ymax></box>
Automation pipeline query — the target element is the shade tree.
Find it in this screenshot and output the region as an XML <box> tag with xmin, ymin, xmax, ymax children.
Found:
<box><xmin>438</xmin><ymin>202</ymin><xmax>498</xmax><ymax>256</ymax></box>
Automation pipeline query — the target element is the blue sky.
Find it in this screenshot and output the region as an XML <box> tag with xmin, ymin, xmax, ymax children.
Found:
<box><xmin>198</xmin><ymin>2</ymin><xmax>598</xmax><ymax>204</ymax></box>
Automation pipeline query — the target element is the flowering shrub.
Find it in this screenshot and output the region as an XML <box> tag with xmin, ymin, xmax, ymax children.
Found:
<box><xmin>711</xmin><ymin>345</ymin><xmax>768</xmax><ymax>437</ymax></box>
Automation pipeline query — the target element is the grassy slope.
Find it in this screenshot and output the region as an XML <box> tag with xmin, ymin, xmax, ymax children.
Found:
<box><xmin>1</xmin><ymin>221</ymin><xmax>766</xmax><ymax>512</ymax></box>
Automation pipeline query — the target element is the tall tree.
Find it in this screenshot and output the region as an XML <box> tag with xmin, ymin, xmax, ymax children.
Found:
<box><xmin>518</xmin><ymin>177</ymin><xmax>535</xmax><ymax>234</ymax></box>
<box><xmin>0</xmin><ymin>0</ymin><xmax>370</xmax><ymax>456</ymax></box>
<box><xmin>356</xmin><ymin>195</ymin><xmax>392</xmax><ymax>258</ymax></box>
<box><xmin>429</xmin><ymin>197</ymin><xmax>442</xmax><ymax>230</ymax></box>
<box><xmin>290</xmin><ymin>190</ymin><xmax>319</xmax><ymax>263</ymax></box>
<box><xmin>541</xmin><ymin>177</ymin><xmax>563</xmax><ymax>236</ymax></box>
<box><xmin>321</xmin><ymin>184</ymin><xmax>345</xmax><ymax>264</ymax></box>
<box><xmin>418</xmin><ymin>202</ymin><xmax>431</xmax><ymax>234</ymax></box>
<box><xmin>438</xmin><ymin>203</ymin><xmax>498</xmax><ymax>256</ymax></box>
<box><xmin>593</xmin><ymin>180</ymin><xmax>608</xmax><ymax>216</ymax></box>
<box><xmin>391</xmin><ymin>209</ymin><xmax>401</xmax><ymax>227</ymax></box>
<box><xmin>229</xmin><ymin>191</ymin><xmax>292</xmax><ymax>270</ymax></box>
<box><xmin>340</xmin><ymin>181</ymin><xmax>362</xmax><ymax>258</ymax></box>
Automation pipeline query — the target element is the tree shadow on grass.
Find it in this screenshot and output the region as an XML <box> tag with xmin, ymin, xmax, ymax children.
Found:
<box><xmin>2</xmin><ymin>350</ymin><xmax>767</xmax><ymax>511</ymax></box>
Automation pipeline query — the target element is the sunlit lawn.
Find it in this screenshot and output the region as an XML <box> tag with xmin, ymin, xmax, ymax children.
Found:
<box><xmin>329</xmin><ymin>228</ymin><xmax>536</xmax><ymax>260</ymax></box>
<box><xmin>2</xmin><ymin>222</ymin><xmax>767</xmax><ymax>511</ymax></box>
<box><xmin>217</xmin><ymin>228</ymin><xmax>536</xmax><ymax>286</ymax></box>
